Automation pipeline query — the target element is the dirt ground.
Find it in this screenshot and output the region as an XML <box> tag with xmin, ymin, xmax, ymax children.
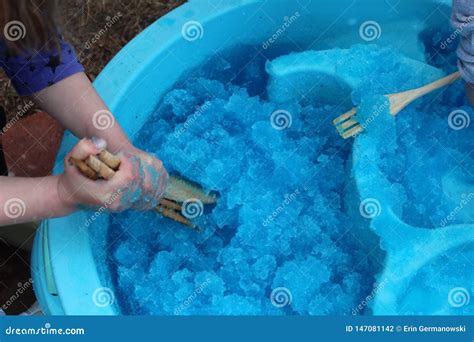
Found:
<box><xmin>0</xmin><ymin>0</ymin><xmax>185</xmax><ymax>118</ymax></box>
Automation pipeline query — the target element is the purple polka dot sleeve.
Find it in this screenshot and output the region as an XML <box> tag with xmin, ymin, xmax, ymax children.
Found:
<box><xmin>452</xmin><ymin>0</ymin><xmax>474</xmax><ymax>83</ymax></box>
<box><xmin>0</xmin><ymin>39</ymin><xmax>84</xmax><ymax>96</ymax></box>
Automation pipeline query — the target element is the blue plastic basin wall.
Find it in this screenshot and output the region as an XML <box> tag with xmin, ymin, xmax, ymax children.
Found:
<box><xmin>32</xmin><ymin>0</ymin><xmax>451</xmax><ymax>315</ymax></box>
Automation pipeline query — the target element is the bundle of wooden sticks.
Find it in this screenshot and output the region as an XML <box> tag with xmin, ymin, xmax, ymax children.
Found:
<box><xmin>69</xmin><ymin>149</ymin><xmax>217</xmax><ymax>231</ymax></box>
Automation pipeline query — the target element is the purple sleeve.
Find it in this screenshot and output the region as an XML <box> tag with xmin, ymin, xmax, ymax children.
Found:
<box><xmin>452</xmin><ymin>0</ymin><xmax>474</xmax><ymax>83</ymax></box>
<box><xmin>0</xmin><ymin>39</ymin><xmax>84</xmax><ymax>96</ymax></box>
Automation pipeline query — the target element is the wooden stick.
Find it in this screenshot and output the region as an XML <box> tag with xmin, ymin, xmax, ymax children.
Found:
<box><xmin>86</xmin><ymin>155</ymin><xmax>116</xmax><ymax>180</ymax></box>
<box><xmin>159</xmin><ymin>198</ymin><xmax>182</xmax><ymax>211</ymax></box>
<box><xmin>156</xmin><ymin>204</ymin><xmax>197</xmax><ymax>229</ymax></box>
<box><xmin>333</xmin><ymin>72</ymin><xmax>461</xmax><ymax>139</ymax></box>
<box><xmin>71</xmin><ymin>149</ymin><xmax>209</xmax><ymax>231</ymax></box>
<box><xmin>98</xmin><ymin>150</ymin><xmax>121</xmax><ymax>170</ymax></box>
<box><xmin>69</xmin><ymin>157</ymin><xmax>98</xmax><ymax>180</ymax></box>
<box><xmin>165</xmin><ymin>176</ymin><xmax>217</xmax><ymax>204</ymax></box>
<box><xmin>387</xmin><ymin>71</ymin><xmax>461</xmax><ymax>116</ymax></box>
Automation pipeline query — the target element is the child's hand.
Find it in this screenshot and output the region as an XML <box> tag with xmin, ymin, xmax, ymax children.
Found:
<box><xmin>57</xmin><ymin>138</ymin><xmax>168</xmax><ymax>211</ymax></box>
<box><xmin>118</xmin><ymin>146</ymin><xmax>169</xmax><ymax>210</ymax></box>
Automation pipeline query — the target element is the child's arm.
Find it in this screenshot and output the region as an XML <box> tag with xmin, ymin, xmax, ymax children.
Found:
<box><xmin>0</xmin><ymin>137</ymin><xmax>167</xmax><ymax>225</ymax></box>
<box><xmin>1</xmin><ymin>39</ymin><xmax>131</xmax><ymax>153</ymax></box>
<box><xmin>31</xmin><ymin>71</ymin><xmax>169</xmax><ymax>210</ymax></box>
<box><xmin>452</xmin><ymin>0</ymin><xmax>474</xmax><ymax>104</ymax></box>
<box><xmin>0</xmin><ymin>138</ymin><xmax>110</xmax><ymax>225</ymax></box>
<box><xmin>0</xmin><ymin>175</ymin><xmax>72</xmax><ymax>225</ymax></box>
<box><xmin>0</xmin><ymin>39</ymin><xmax>168</xmax><ymax>226</ymax></box>
<box><xmin>452</xmin><ymin>0</ymin><xmax>474</xmax><ymax>82</ymax></box>
<box><xmin>33</xmin><ymin>72</ymin><xmax>132</xmax><ymax>153</ymax></box>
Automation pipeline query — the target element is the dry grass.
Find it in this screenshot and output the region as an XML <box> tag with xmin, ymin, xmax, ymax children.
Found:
<box><xmin>0</xmin><ymin>0</ymin><xmax>185</xmax><ymax>118</ymax></box>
